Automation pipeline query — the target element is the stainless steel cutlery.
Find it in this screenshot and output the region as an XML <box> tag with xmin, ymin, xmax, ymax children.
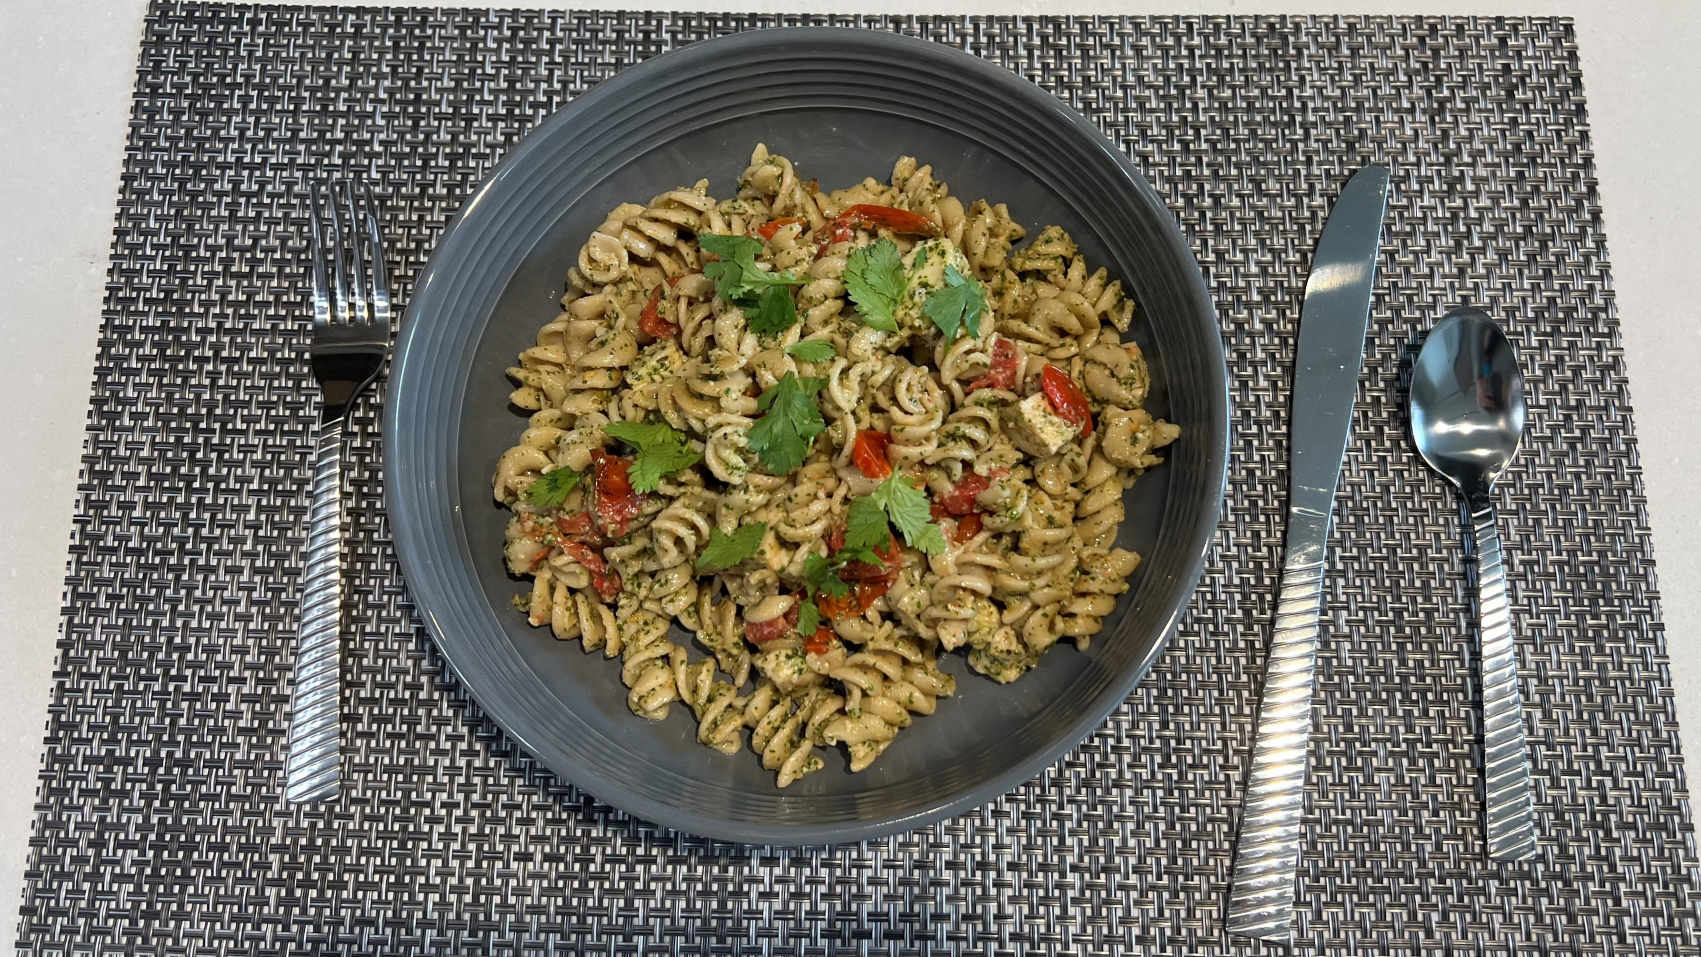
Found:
<box><xmin>1410</xmin><ymin>307</ymin><xmax>1538</xmax><ymax>862</ymax></box>
<box><xmin>1228</xmin><ymin>164</ymin><xmax>1390</xmax><ymax>944</ymax></box>
<box><xmin>1228</xmin><ymin>166</ymin><xmax>1545</xmax><ymax>942</ymax></box>
<box><xmin>285</xmin><ymin>180</ymin><xmax>392</xmax><ymax>803</ymax></box>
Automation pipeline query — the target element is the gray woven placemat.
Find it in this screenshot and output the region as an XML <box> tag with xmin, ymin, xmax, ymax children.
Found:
<box><xmin>17</xmin><ymin>4</ymin><xmax>1699</xmax><ymax>955</ymax></box>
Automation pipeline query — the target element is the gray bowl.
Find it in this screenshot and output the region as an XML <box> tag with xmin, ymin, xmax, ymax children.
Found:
<box><xmin>385</xmin><ymin>27</ymin><xmax>1228</xmax><ymax>845</ymax></box>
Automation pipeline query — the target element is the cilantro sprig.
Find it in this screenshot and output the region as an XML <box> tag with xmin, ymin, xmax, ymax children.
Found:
<box><xmin>845</xmin><ymin>494</ymin><xmax>894</xmax><ymax>552</ymax></box>
<box><xmin>696</xmin><ymin>522</ymin><xmax>768</xmax><ymax>573</ymax></box>
<box><xmin>602</xmin><ymin>420</ymin><xmax>703</xmax><ymax>493</ymax></box>
<box><xmin>844</xmin><ymin>238</ymin><xmax>905</xmax><ymax>333</ymax></box>
<box><xmin>748</xmin><ymin>372</ymin><xmax>827</xmax><ymax>475</ymax></box>
<box><xmin>855</xmin><ymin>474</ymin><xmax>947</xmax><ymax>556</ymax></box>
<box><xmin>786</xmin><ymin>339</ymin><xmax>836</xmax><ymax>363</ymax></box>
<box><xmin>802</xmin><ymin>550</ymin><xmax>853</xmax><ymax>601</ymax></box>
<box><xmin>924</xmin><ymin>264</ymin><xmax>987</xmax><ymax>341</ymax></box>
<box><xmin>524</xmin><ymin>467</ymin><xmax>582</xmax><ymax>508</ymax></box>
<box><xmin>796</xmin><ymin>598</ymin><xmax>821</xmax><ymax>637</ymax></box>
<box><xmin>699</xmin><ymin>233</ymin><xmax>807</xmax><ymax>335</ymax></box>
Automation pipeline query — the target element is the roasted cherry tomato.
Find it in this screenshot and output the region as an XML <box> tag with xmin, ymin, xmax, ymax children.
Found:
<box><xmin>966</xmin><ymin>336</ymin><xmax>1021</xmax><ymax>394</ymax></box>
<box><xmin>745</xmin><ymin>602</ymin><xmax>801</xmax><ymax>646</ymax></box>
<box><xmin>934</xmin><ymin>472</ymin><xmax>992</xmax><ymax>517</ymax></box>
<box><xmin>953</xmin><ymin>511</ymin><xmax>983</xmax><ymax>543</ymax></box>
<box><xmin>817</xmin><ymin>579</ymin><xmax>892</xmax><ymax>620</ymax></box>
<box><xmin>638</xmin><ymin>274</ymin><xmax>690</xmax><ymax>339</ymax></box>
<box><xmin>815</xmin><ymin>590</ymin><xmax>857</xmax><ymax>619</ymax></box>
<box><xmin>804</xmin><ymin>626</ymin><xmax>835</xmax><ymax>655</ymax></box>
<box><xmin>1040</xmin><ymin>364</ymin><xmax>1094</xmax><ymax>436</ymax></box>
<box><xmin>561</xmin><ymin>542</ymin><xmax>622</xmax><ymax>601</ymax></box>
<box><xmin>838</xmin><ymin>538</ymin><xmax>903</xmax><ymax>583</ymax></box>
<box><xmin>829</xmin><ymin>204</ymin><xmax>942</xmax><ymax>237</ymax></box>
<box><xmin>813</xmin><ymin>221</ymin><xmax>856</xmax><ymax>258</ymax></box>
<box><xmin>589</xmin><ymin>449</ymin><xmax>643</xmax><ymax>538</ymax></box>
<box><xmin>556</xmin><ymin>510</ymin><xmax>596</xmax><ymax>536</ymax></box>
<box><xmin>850</xmin><ymin>430</ymin><xmax>893</xmax><ymax>479</ymax></box>
<box><xmin>756</xmin><ymin>217</ymin><xmax>805</xmax><ymax>240</ymax></box>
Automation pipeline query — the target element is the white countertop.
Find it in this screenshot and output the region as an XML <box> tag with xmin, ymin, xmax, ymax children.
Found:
<box><xmin>3</xmin><ymin>0</ymin><xmax>1697</xmax><ymax>919</ymax></box>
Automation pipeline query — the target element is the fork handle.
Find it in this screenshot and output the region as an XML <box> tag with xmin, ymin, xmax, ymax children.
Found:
<box><xmin>1467</xmin><ymin>491</ymin><xmax>1538</xmax><ymax>861</ymax></box>
<box><xmin>285</xmin><ymin>418</ymin><xmax>346</xmax><ymax>803</ymax></box>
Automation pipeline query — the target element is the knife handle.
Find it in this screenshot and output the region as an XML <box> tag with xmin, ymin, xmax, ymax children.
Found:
<box><xmin>1226</xmin><ymin>538</ymin><xmax>1327</xmax><ymax>944</ymax></box>
<box><xmin>1467</xmin><ymin>491</ymin><xmax>1538</xmax><ymax>862</ymax></box>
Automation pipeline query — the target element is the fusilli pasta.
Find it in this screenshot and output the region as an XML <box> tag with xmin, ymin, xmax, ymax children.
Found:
<box><xmin>494</xmin><ymin>145</ymin><xmax>1178</xmax><ymax>786</ymax></box>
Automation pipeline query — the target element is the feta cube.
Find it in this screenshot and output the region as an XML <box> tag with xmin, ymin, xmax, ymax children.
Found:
<box><xmin>1004</xmin><ymin>391</ymin><xmax>1081</xmax><ymax>457</ymax></box>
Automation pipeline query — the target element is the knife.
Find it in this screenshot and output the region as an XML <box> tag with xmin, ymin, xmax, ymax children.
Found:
<box><xmin>1226</xmin><ymin>164</ymin><xmax>1390</xmax><ymax>944</ymax></box>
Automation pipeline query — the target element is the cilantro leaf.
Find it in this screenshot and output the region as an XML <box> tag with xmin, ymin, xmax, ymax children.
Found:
<box><xmin>844</xmin><ymin>238</ymin><xmax>905</xmax><ymax>333</ymax></box>
<box><xmin>603</xmin><ymin>420</ymin><xmax>703</xmax><ymax>493</ymax></box>
<box><xmin>844</xmin><ymin>494</ymin><xmax>894</xmax><ymax>552</ymax></box>
<box><xmin>868</xmin><ymin>474</ymin><xmax>947</xmax><ymax>555</ymax></box>
<box><xmin>786</xmin><ymin>339</ymin><xmax>836</xmax><ymax>363</ymax></box>
<box><xmin>699</xmin><ymin>233</ymin><xmax>807</xmax><ymax>335</ymax></box>
<box><xmin>797</xmin><ymin>599</ymin><xmax>821</xmax><ymax>637</ymax></box>
<box><xmin>834</xmin><ymin>545</ymin><xmax>884</xmax><ymax>568</ymax></box>
<box><xmin>746</xmin><ymin>283</ymin><xmax>799</xmax><ymax>336</ymax></box>
<box><xmin>524</xmin><ymin>467</ymin><xmax>581</xmax><ymax>508</ymax></box>
<box><xmin>603</xmin><ymin>420</ymin><xmax>682</xmax><ymax>449</ymax></box>
<box><xmin>698</xmin><ymin>233</ymin><xmax>766</xmax><ymax>302</ymax></box>
<box><xmin>803</xmin><ymin>551</ymin><xmax>851</xmax><ymax>599</ymax></box>
<box><xmin>629</xmin><ymin>442</ymin><xmax>703</xmax><ymax>492</ymax></box>
<box><xmin>923</xmin><ymin>264</ymin><xmax>987</xmax><ymax>341</ymax></box>
<box><xmin>696</xmin><ymin>522</ymin><xmax>768</xmax><ymax>573</ymax></box>
<box><xmin>748</xmin><ymin>373</ymin><xmax>827</xmax><ymax>475</ymax></box>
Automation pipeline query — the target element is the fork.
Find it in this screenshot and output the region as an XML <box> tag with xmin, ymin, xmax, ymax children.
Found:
<box><xmin>285</xmin><ymin>180</ymin><xmax>391</xmax><ymax>803</ymax></box>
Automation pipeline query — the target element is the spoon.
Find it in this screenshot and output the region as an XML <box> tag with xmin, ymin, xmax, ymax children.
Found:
<box><xmin>1409</xmin><ymin>306</ymin><xmax>1538</xmax><ymax>862</ymax></box>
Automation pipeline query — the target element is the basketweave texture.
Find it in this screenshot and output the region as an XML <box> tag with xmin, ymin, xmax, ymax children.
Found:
<box><xmin>17</xmin><ymin>4</ymin><xmax>1700</xmax><ymax>955</ymax></box>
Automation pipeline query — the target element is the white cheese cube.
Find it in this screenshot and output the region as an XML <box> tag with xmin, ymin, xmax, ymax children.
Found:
<box><xmin>1004</xmin><ymin>391</ymin><xmax>1081</xmax><ymax>457</ymax></box>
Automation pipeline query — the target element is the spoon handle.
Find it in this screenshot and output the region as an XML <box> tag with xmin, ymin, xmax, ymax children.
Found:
<box><xmin>1467</xmin><ymin>491</ymin><xmax>1538</xmax><ymax>861</ymax></box>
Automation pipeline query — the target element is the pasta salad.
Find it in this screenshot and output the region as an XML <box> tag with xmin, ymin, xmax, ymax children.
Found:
<box><xmin>494</xmin><ymin>145</ymin><xmax>1179</xmax><ymax>786</ymax></box>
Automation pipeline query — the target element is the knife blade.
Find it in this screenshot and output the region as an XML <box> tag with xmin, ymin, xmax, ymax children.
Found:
<box><xmin>1226</xmin><ymin>164</ymin><xmax>1390</xmax><ymax>944</ymax></box>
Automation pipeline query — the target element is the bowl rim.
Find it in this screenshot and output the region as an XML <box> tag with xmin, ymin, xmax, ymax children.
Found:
<box><xmin>384</xmin><ymin>25</ymin><xmax>1230</xmax><ymax>845</ymax></box>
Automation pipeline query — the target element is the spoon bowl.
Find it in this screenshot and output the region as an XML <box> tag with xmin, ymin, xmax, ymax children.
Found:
<box><xmin>1410</xmin><ymin>307</ymin><xmax>1527</xmax><ymax>494</ymax></box>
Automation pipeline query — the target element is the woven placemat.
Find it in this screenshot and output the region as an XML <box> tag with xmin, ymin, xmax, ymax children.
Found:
<box><xmin>17</xmin><ymin>4</ymin><xmax>1699</xmax><ymax>954</ymax></box>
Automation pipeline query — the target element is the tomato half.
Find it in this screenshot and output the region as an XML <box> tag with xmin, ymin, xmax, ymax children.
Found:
<box><xmin>813</xmin><ymin>221</ymin><xmax>856</xmax><ymax>258</ymax></box>
<box><xmin>589</xmin><ymin>449</ymin><xmax>643</xmax><ymax>538</ymax></box>
<box><xmin>851</xmin><ymin>430</ymin><xmax>893</xmax><ymax>479</ymax></box>
<box><xmin>804</xmin><ymin>626</ymin><xmax>835</xmax><ymax>656</ymax></box>
<box><xmin>1040</xmin><ymin>364</ymin><xmax>1094</xmax><ymax>436</ymax></box>
<box><xmin>953</xmin><ymin>511</ymin><xmax>983</xmax><ymax>543</ymax></box>
<box><xmin>934</xmin><ymin>473</ymin><xmax>992</xmax><ymax>517</ymax></box>
<box><xmin>817</xmin><ymin>579</ymin><xmax>892</xmax><ymax>620</ymax></box>
<box><xmin>756</xmin><ymin>217</ymin><xmax>805</xmax><ymax>240</ymax></box>
<box><xmin>830</xmin><ymin>204</ymin><xmax>942</xmax><ymax>237</ymax></box>
<box><xmin>966</xmin><ymin>336</ymin><xmax>1021</xmax><ymax>394</ymax></box>
<box><xmin>562</xmin><ymin>542</ymin><xmax>622</xmax><ymax>601</ymax></box>
<box><xmin>745</xmin><ymin>602</ymin><xmax>801</xmax><ymax>646</ymax></box>
<box><xmin>838</xmin><ymin>538</ymin><xmax>902</xmax><ymax>582</ymax></box>
<box><xmin>556</xmin><ymin>510</ymin><xmax>596</xmax><ymax>536</ymax></box>
<box><xmin>639</xmin><ymin>273</ymin><xmax>693</xmax><ymax>339</ymax></box>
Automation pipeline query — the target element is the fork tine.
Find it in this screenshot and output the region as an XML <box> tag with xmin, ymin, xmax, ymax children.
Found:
<box><xmin>308</xmin><ymin>183</ymin><xmax>332</xmax><ymax>327</ymax></box>
<box><xmin>359</xmin><ymin>182</ymin><xmax>391</xmax><ymax>329</ymax></box>
<box><xmin>342</xmin><ymin>180</ymin><xmax>371</xmax><ymax>326</ymax></box>
<box><xmin>325</xmin><ymin>181</ymin><xmax>352</xmax><ymax>325</ymax></box>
